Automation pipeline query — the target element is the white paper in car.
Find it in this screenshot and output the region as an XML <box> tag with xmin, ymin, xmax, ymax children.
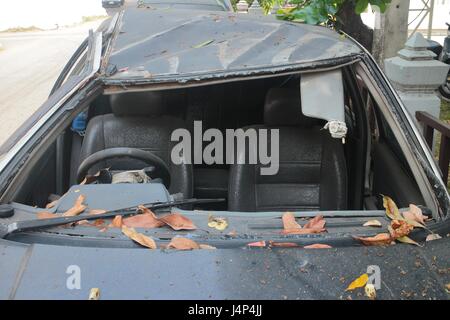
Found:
<box><xmin>300</xmin><ymin>69</ymin><xmax>347</xmax><ymax>143</ymax></box>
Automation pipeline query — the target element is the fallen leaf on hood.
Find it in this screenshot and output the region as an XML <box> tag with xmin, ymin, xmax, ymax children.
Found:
<box><xmin>208</xmin><ymin>214</ymin><xmax>228</xmax><ymax>231</ymax></box>
<box><xmin>123</xmin><ymin>206</ymin><xmax>164</xmax><ymax>229</ymax></box>
<box><xmin>383</xmin><ymin>195</ymin><xmax>403</xmax><ymax>220</ymax></box>
<box><xmin>159</xmin><ymin>213</ymin><xmax>196</xmax><ymax>230</ymax></box>
<box><xmin>281</xmin><ymin>213</ymin><xmax>326</xmax><ymax>235</ymax></box>
<box><xmin>396</xmin><ymin>236</ymin><xmax>421</xmax><ymax>246</ymax></box>
<box><xmin>167</xmin><ymin>237</ymin><xmax>199</xmax><ymax>250</ymax></box>
<box><xmin>304</xmin><ymin>244</ymin><xmax>332</xmax><ymax>249</ymax></box>
<box><xmin>346</xmin><ymin>273</ymin><xmax>369</xmax><ymax>291</ymax></box>
<box><xmin>37</xmin><ymin>211</ymin><xmax>57</xmax><ymax>219</ymax></box>
<box><xmin>426</xmin><ymin>233</ymin><xmax>442</xmax><ymax>242</ymax></box>
<box><xmin>247</xmin><ymin>241</ymin><xmax>266</xmax><ymax>247</ymax></box>
<box><xmin>110</xmin><ymin>215</ymin><xmax>123</xmax><ymax>228</ymax></box>
<box><xmin>402</xmin><ymin>205</ymin><xmax>427</xmax><ymax>228</ymax></box>
<box><xmin>62</xmin><ymin>195</ymin><xmax>87</xmax><ymax>217</ymax></box>
<box><xmin>121</xmin><ymin>225</ymin><xmax>157</xmax><ymax>249</ymax></box>
<box><xmin>365</xmin><ymin>283</ymin><xmax>376</xmax><ymax>300</ymax></box>
<box><xmin>304</xmin><ymin>215</ymin><xmax>326</xmax><ymax>230</ymax></box>
<box><xmin>88</xmin><ymin>288</ymin><xmax>100</xmax><ymax>300</ymax></box>
<box><xmin>282</xmin><ymin>212</ymin><xmax>302</xmax><ymax>231</ymax></box>
<box><xmin>268</xmin><ymin>241</ymin><xmax>300</xmax><ymax>248</ymax></box>
<box><xmin>388</xmin><ymin>220</ymin><xmax>414</xmax><ymax>239</ymax></box>
<box><xmin>45</xmin><ymin>200</ymin><xmax>58</xmax><ymax>209</ymax></box>
<box><xmin>353</xmin><ymin>233</ymin><xmax>394</xmax><ymax>246</ymax></box>
<box><xmin>89</xmin><ymin>209</ymin><xmax>107</xmax><ymax>215</ymax></box>
<box><xmin>363</xmin><ymin>220</ymin><xmax>382</xmax><ymax>227</ymax></box>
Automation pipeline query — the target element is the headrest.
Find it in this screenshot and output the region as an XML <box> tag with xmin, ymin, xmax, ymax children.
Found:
<box><xmin>110</xmin><ymin>91</ymin><xmax>164</xmax><ymax>117</ymax></box>
<box><xmin>264</xmin><ymin>88</ymin><xmax>317</xmax><ymax>127</ymax></box>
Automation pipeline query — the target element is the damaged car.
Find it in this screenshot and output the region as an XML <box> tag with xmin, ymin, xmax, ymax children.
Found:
<box><xmin>0</xmin><ymin>5</ymin><xmax>448</xmax><ymax>300</ymax></box>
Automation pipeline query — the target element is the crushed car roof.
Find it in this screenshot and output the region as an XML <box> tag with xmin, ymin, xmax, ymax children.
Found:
<box><xmin>103</xmin><ymin>7</ymin><xmax>363</xmax><ymax>84</ymax></box>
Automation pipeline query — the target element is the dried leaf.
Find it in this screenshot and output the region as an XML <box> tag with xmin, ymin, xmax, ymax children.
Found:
<box><xmin>365</xmin><ymin>283</ymin><xmax>376</xmax><ymax>300</ymax></box>
<box><xmin>159</xmin><ymin>213</ymin><xmax>196</xmax><ymax>230</ymax></box>
<box><xmin>396</xmin><ymin>236</ymin><xmax>421</xmax><ymax>246</ymax></box>
<box><xmin>282</xmin><ymin>212</ymin><xmax>302</xmax><ymax>231</ymax></box>
<box><xmin>346</xmin><ymin>273</ymin><xmax>369</xmax><ymax>291</ymax></box>
<box><xmin>402</xmin><ymin>204</ymin><xmax>427</xmax><ymax>228</ymax></box>
<box><xmin>110</xmin><ymin>215</ymin><xmax>123</xmax><ymax>228</ymax></box>
<box><xmin>167</xmin><ymin>237</ymin><xmax>199</xmax><ymax>250</ymax></box>
<box><xmin>282</xmin><ymin>227</ymin><xmax>326</xmax><ymax>235</ymax></box>
<box><xmin>192</xmin><ymin>39</ymin><xmax>214</xmax><ymax>48</ymax></box>
<box><xmin>62</xmin><ymin>195</ymin><xmax>87</xmax><ymax>217</ymax></box>
<box><xmin>208</xmin><ymin>215</ymin><xmax>228</xmax><ymax>231</ymax></box>
<box><xmin>304</xmin><ymin>215</ymin><xmax>326</xmax><ymax>230</ymax></box>
<box><xmin>354</xmin><ymin>233</ymin><xmax>394</xmax><ymax>246</ymax></box>
<box><xmin>268</xmin><ymin>241</ymin><xmax>300</xmax><ymax>248</ymax></box>
<box><xmin>389</xmin><ymin>220</ymin><xmax>413</xmax><ymax>239</ymax></box>
<box><xmin>425</xmin><ymin>233</ymin><xmax>442</xmax><ymax>242</ymax></box>
<box><xmin>247</xmin><ymin>241</ymin><xmax>266</xmax><ymax>247</ymax></box>
<box><xmin>304</xmin><ymin>244</ymin><xmax>332</xmax><ymax>249</ymax></box>
<box><xmin>383</xmin><ymin>195</ymin><xmax>402</xmax><ymax>220</ymax></box>
<box><xmin>88</xmin><ymin>288</ymin><xmax>100</xmax><ymax>300</ymax></box>
<box><xmin>123</xmin><ymin>206</ymin><xmax>164</xmax><ymax>229</ymax></box>
<box><xmin>45</xmin><ymin>200</ymin><xmax>58</xmax><ymax>209</ymax></box>
<box><xmin>37</xmin><ymin>211</ymin><xmax>57</xmax><ymax>219</ymax></box>
<box><xmin>121</xmin><ymin>225</ymin><xmax>157</xmax><ymax>249</ymax></box>
<box><xmin>363</xmin><ymin>220</ymin><xmax>382</xmax><ymax>227</ymax></box>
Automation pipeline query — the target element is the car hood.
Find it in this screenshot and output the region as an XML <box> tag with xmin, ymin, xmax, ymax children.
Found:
<box><xmin>102</xmin><ymin>7</ymin><xmax>362</xmax><ymax>85</ymax></box>
<box><xmin>1</xmin><ymin>238</ymin><xmax>448</xmax><ymax>299</ymax></box>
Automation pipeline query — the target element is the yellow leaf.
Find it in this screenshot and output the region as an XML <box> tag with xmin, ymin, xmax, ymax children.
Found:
<box><xmin>346</xmin><ymin>273</ymin><xmax>369</xmax><ymax>291</ymax></box>
<box><xmin>208</xmin><ymin>215</ymin><xmax>228</xmax><ymax>231</ymax></box>
<box><xmin>396</xmin><ymin>236</ymin><xmax>421</xmax><ymax>246</ymax></box>
<box><xmin>121</xmin><ymin>225</ymin><xmax>157</xmax><ymax>249</ymax></box>
<box><xmin>363</xmin><ymin>220</ymin><xmax>382</xmax><ymax>227</ymax></box>
<box><xmin>382</xmin><ymin>196</ymin><xmax>402</xmax><ymax>220</ymax></box>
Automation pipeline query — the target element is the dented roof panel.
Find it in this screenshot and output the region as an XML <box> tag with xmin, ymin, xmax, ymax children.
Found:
<box><xmin>103</xmin><ymin>7</ymin><xmax>363</xmax><ymax>83</ymax></box>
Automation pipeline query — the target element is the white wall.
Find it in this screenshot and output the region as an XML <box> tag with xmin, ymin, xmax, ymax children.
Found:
<box><xmin>0</xmin><ymin>0</ymin><xmax>107</xmax><ymax>31</ymax></box>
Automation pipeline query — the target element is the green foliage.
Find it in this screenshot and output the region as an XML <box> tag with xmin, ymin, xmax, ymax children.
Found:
<box><xmin>277</xmin><ymin>0</ymin><xmax>392</xmax><ymax>25</ymax></box>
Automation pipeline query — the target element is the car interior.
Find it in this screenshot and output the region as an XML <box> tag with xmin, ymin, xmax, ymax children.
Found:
<box><xmin>12</xmin><ymin>66</ymin><xmax>426</xmax><ymax>212</ymax></box>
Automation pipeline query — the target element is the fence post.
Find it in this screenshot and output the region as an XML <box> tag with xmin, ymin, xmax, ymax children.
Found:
<box><xmin>384</xmin><ymin>32</ymin><xmax>450</xmax><ymax>135</ymax></box>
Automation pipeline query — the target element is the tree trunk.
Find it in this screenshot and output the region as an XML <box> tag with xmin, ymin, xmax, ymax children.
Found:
<box><xmin>336</xmin><ymin>1</ymin><xmax>373</xmax><ymax>52</ymax></box>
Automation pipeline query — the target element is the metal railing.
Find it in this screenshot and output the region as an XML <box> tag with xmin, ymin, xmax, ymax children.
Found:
<box><xmin>416</xmin><ymin>111</ymin><xmax>450</xmax><ymax>185</ymax></box>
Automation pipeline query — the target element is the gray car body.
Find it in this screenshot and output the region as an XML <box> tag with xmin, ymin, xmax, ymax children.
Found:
<box><xmin>0</xmin><ymin>6</ymin><xmax>448</xmax><ymax>300</ymax></box>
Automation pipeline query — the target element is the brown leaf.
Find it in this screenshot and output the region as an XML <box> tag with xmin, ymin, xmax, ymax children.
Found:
<box><xmin>121</xmin><ymin>225</ymin><xmax>157</xmax><ymax>249</ymax></box>
<box><xmin>354</xmin><ymin>233</ymin><xmax>394</xmax><ymax>246</ymax></box>
<box><xmin>389</xmin><ymin>220</ymin><xmax>413</xmax><ymax>239</ymax></box>
<box><xmin>167</xmin><ymin>237</ymin><xmax>199</xmax><ymax>250</ymax></box>
<box><xmin>304</xmin><ymin>215</ymin><xmax>326</xmax><ymax>230</ymax></box>
<box><xmin>247</xmin><ymin>241</ymin><xmax>266</xmax><ymax>247</ymax></box>
<box><xmin>268</xmin><ymin>241</ymin><xmax>300</xmax><ymax>248</ymax></box>
<box><xmin>282</xmin><ymin>228</ymin><xmax>326</xmax><ymax>235</ymax></box>
<box><xmin>403</xmin><ymin>204</ymin><xmax>427</xmax><ymax>226</ymax></box>
<box><xmin>159</xmin><ymin>213</ymin><xmax>196</xmax><ymax>230</ymax></box>
<box><xmin>282</xmin><ymin>212</ymin><xmax>302</xmax><ymax>231</ymax></box>
<box><xmin>110</xmin><ymin>215</ymin><xmax>123</xmax><ymax>228</ymax></box>
<box><xmin>62</xmin><ymin>195</ymin><xmax>87</xmax><ymax>217</ymax></box>
<box><xmin>304</xmin><ymin>244</ymin><xmax>332</xmax><ymax>249</ymax></box>
<box><xmin>123</xmin><ymin>206</ymin><xmax>164</xmax><ymax>229</ymax></box>
<box><xmin>383</xmin><ymin>195</ymin><xmax>402</xmax><ymax>220</ymax></box>
<box><xmin>363</xmin><ymin>220</ymin><xmax>382</xmax><ymax>227</ymax></box>
<box><xmin>199</xmin><ymin>244</ymin><xmax>217</xmax><ymax>250</ymax></box>
<box><xmin>37</xmin><ymin>211</ymin><xmax>57</xmax><ymax>219</ymax></box>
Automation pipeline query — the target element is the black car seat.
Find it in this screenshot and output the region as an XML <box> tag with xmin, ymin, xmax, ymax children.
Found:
<box><xmin>79</xmin><ymin>91</ymin><xmax>193</xmax><ymax>198</ymax></box>
<box><xmin>228</xmin><ymin>88</ymin><xmax>347</xmax><ymax>212</ymax></box>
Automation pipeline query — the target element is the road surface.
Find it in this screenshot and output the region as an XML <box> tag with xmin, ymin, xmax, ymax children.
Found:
<box><xmin>0</xmin><ymin>20</ymin><xmax>104</xmax><ymax>147</ymax></box>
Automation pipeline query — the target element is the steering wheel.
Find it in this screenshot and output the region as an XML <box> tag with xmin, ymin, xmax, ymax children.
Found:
<box><xmin>77</xmin><ymin>147</ymin><xmax>171</xmax><ymax>187</ymax></box>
